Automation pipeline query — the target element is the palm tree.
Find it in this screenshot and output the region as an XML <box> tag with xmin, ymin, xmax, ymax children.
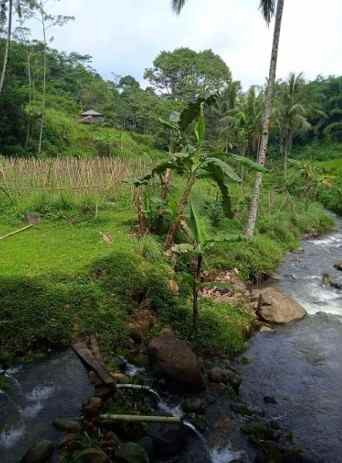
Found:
<box><xmin>220</xmin><ymin>86</ymin><xmax>263</xmax><ymax>157</ymax></box>
<box><xmin>245</xmin><ymin>0</ymin><xmax>285</xmax><ymax>237</ymax></box>
<box><xmin>172</xmin><ymin>1</ymin><xmax>285</xmax><ymax>238</ymax></box>
<box><xmin>275</xmin><ymin>73</ymin><xmax>311</xmax><ymax>177</ymax></box>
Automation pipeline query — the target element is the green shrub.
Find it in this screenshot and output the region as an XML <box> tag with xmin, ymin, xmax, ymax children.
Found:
<box><xmin>91</xmin><ymin>250</ymin><xmax>176</xmax><ymax>313</ymax></box>
<box><xmin>159</xmin><ymin>299</ymin><xmax>252</xmax><ymax>357</ymax></box>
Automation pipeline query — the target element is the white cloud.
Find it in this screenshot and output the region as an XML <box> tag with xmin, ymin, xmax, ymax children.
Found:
<box><xmin>31</xmin><ymin>0</ymin><xmax>342</xmax><ymax>87</ymax></box>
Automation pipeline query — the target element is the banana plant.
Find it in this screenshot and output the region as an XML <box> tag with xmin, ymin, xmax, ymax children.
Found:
<box><xmin>172</xmin><ymin>202</ymin><xmax>243</xmax><ymax>332</ymax></box>
<box><xmin>132</xmin><ymin>96</ymin><xmax>266</xmax><ymax>249</ymax></box>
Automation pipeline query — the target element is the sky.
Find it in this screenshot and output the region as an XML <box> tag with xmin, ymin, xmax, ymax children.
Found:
<box><xmin>36</xmin><ymin>0</ymin><xmax>342</xmax><ymax>88</ymax></box>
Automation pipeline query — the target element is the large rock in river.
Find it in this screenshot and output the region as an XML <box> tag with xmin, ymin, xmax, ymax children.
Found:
<box><xmin>334</xmin><ymin>261</ymin><xmax>342</xmax><ymax>271</ymax></box>
<box><xmin>148</xmin><ymin>332</ymin><xmax>204</xmax><ymax>389</ymax></box>
<box><xmin>256</xmin><ymin>287</ymin><xmax>306</xmax><ymax>324</ymax></box>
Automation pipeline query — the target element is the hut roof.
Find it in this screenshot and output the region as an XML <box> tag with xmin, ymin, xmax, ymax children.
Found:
<box><xmin>81</xmin><ymin>109</ymin><xmax>103</xmax><ymax>117</ymax></box>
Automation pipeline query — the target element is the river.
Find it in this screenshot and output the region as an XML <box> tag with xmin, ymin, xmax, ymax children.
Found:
<box><xmin>239</xmin><ymin>215</ymin><xmax>342</xmax><ymax>462</ymax></box>
<box><xmin>0</xmin><ymin>350</ymin><xmax>93</xmax><ymax>463</ymax></box>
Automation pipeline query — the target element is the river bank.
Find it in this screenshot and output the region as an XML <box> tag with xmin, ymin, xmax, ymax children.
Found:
<box><xmin>0</xmin><ymin>189</ymin><xmax>338</xmax><ymax>462</ymax></box>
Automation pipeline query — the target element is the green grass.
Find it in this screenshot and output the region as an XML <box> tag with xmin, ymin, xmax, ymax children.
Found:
<box><xmin>160</xmin><ymin>298</ymin><xmax>253</xmax><ymax>357</ymax></box>
<box><xmin>0</xmin><ymin>156</ymin><xmax>337</xmax><ymax>364</ymax></box>
<box><xmin>190</xmin><ymin>178</ymin><xmax>334</xmax><ymax>280</ymax></box>
<box><xmin>0</xmin><ymin>210</ymin><xmax>134</xmax><ymax>278</ymax></box>
<box><xmin>311</xmin><ymin>159</ymin><xmax>342</xmax><ymax>215</ymax></box>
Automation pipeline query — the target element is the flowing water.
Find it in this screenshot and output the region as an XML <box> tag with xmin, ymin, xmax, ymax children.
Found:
<box><xmin>239</xmin><ymin>215</ymin><xmax>342</xmax><ymax>462</ymax></box>
<box><xmin>0</xmin><ymin>350</ymin><xmax>93</xmax><ymax>463</ymax></box>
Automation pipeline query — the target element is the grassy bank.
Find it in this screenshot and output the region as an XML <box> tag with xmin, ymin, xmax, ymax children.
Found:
<box><xmin>317</xmin><ymin>159</ymin><xmax>342</xmax><ymax>215</ymax></box>
<box><xmin>0</xmin><ymin>157</ymin><xmax>335</xmax><ymax>365</ymax></box>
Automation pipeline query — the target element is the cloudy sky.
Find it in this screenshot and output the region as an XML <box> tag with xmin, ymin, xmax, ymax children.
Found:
<box><xmin>40</xmin><ymin>0</ymin><xmax>342</xmax><ymax>88</ymax></box>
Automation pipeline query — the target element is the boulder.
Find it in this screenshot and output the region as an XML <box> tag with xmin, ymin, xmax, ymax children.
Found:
<box><xmin>256</xmin><ymin>288</ymin><xmax>306</xmax><ymax>324</ymax></box>
<box><xmin>116</xmin><ymin>443</ymin><xmax>149</xmax><ymax>463</ymax></box>
<box><xmin>334</xmin><ymin>261</ymin><xmax>342</xmax><ymax>271</ymax></box>
<box><xmin>21</xmin><ymin>440</ymin><xmax>54</xmax><ymax>463</ymax></box>
<box><xmin>147</xmin><ymin>424</ymin><xmax>186</xmax><ymax>458</ymax></box>
<box><xmin>53</xmin><ymin>418</ymin><xmax>81</xmax><ymax>433</ymax></box>
<box><xmin>148</xmin><ymin>332</ymin><xmax>204</xmax><ymax>389</ymax></box>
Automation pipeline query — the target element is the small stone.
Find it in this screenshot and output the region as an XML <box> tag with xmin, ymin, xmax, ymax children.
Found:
<box><xmin>62</xmin><ymin>433</ymin><xmax>79</xmax><ymax>450</ymax></box>
<box><xmin>103</xmin><ymin>431</ymin><xmax>120</xmax><ymax>445</ymax></box>
<box><xmin>89</xmin><ymin>371</ymin><xmax>102</xmax><ymax>386</ymax></box>
<box><xmin>264</xmin><ymin>396</ymin><xmax>278</xmax><ymax>405</ymax></box>
<box><xmin>110</xmin><ymin>372</ymin><xmax>129</xmax><ymax>383</ymax></box>
<box><xmin>116</xmin><ymin>442</ymin><xmax>149</xmax><ymax>463</ymax></box>
<box><xmin>182</xmin><ymin>397</ymin><xmax>205</xmax><ymax>414</ymax></box>
<box><xmin>94</xmin><ymin>385</ymin><xmax>114</xmax><ymax>399</ymax></box>
<box><xmin>259</xmin><ymin>325</ymin><xmax>273</xmax><ymax>333</ymax></box>
<box><xmin>24</xmin><ymin>212</ymin><xmax>41</xmax><ymax>225</ymax></box>
<box><xmin>331</xmin><ymin>280</ymin><xmax>342</xmax><ymax>290</ymax></box>
<box><xmin>74</xmin><ymin>448</ymin><xmax>108</xmax><ymax>463</ymax></box>
<box><xmin>21</xmin><ymin>440</ymin><xmax>54</xmax><ymax>463</ymax></box>
<box><xmin>53</xmin><ymin>418</ymin><xmax>82</xmax><ymax>433</ymax></box>
<box><xmin>208</xmin><ymin>367</ymin><xmax>241</xmax><ymax>391</ymax></box>
<box><xmin>208</xmin><ymin>367</ymin><xmax>228</xmax><ymax>383</ymax></box>
<box><xmin>84</xmin><ymin>397</ymin><xmax>103</xmax><ymax>417</ymax></box>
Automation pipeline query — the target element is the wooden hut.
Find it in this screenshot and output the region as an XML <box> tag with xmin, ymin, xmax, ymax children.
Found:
<box><xmin>80</xmin><ymin>109</ymin><xmax>104</xmax><ymax>124</ymax></box>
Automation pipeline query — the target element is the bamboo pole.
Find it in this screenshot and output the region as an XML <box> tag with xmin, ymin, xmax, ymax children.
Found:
<box><xmin>100</xmin><ymin>414</ymin><xmax>182</xmax><ymax>424</ymax></box>
<box><xmin>0</xmin><ymin>224</ymin><xmax>34</xmax><ymax>241</ymax></box>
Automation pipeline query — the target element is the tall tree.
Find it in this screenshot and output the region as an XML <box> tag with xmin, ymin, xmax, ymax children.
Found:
<box><xmin>144</xmin><ymin>47</ymin><xmax>231</xmax><ymax>102</ymax></box>
<box><xmin>245</xmin><ymin>0</ymin><xmax>285</xmax><ymax>237</ymax></box>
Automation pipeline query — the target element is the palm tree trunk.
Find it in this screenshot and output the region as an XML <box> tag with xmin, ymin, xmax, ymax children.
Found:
<box><xmin>283</xmin><ymin>134</ymin><xmax>290</xmax><ymax>179</ymax></box>
<box><xmin>245</xmin><ymin>0</ymin><xmax>285</xmax><ymax>238</ymax></box>
<box><xmin>0</xmin><ymin>0</ymin><xmax>13</xmax><ymax>95</ymax></box>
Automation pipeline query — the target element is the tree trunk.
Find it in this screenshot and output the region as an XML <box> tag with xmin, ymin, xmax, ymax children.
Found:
<box><xmin>25</xmin><ymin>51</ymin><xmax>33</xmax><ymax>149</ymax></box>
<box><xmin>164</xmin><ymin>174</ymin><xmax>196</xmax><ymax>249</ymax></box>
<box><xmin>38</xmin><ymin>9</ymin><xmax>47</xmax><ymax>156</ymax></box>
<box><xmin>0</xmin><ymin>0</ymin><xmax>13</xmax><ymax>95</ymax></box>
<box><xmin>245</xmin><ymin>0</ymin><xmax>285</xmax><ymax>238</ymax></box>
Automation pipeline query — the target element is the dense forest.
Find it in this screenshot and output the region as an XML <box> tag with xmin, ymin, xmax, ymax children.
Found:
<box><xmin>1</xmin><ymin>1</ymin><xmax>342</xmax><ymax>463</ymax></box>
<box><xmin>2</xmin><ymin>37</ymin><xmax>342</xmax><ymax>161</ymax></box>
